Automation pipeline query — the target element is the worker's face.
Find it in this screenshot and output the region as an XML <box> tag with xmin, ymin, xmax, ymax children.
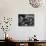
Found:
<box><xmin>19</xmin><ymin>16</ymin><xmax>23</xmax><ymax>22</ymax></box>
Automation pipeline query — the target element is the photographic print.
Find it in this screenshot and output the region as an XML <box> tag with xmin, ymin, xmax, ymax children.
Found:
<box><xmin>18</xmin><ymin>14</ymin><xmax>34</xmax><ymax>26</ymax></box>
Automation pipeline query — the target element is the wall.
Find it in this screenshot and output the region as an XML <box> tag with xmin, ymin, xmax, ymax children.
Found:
<box><xmin>0</xmin><ymin>0</ymin><xmax>46</xmax><ymax>40</ymax></box>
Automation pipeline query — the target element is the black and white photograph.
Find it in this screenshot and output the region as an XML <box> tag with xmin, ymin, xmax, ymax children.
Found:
<box><xmin>18</xmin><ymin>14</ymin><xmax>34</xmax><ymax>26</ymax></box>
